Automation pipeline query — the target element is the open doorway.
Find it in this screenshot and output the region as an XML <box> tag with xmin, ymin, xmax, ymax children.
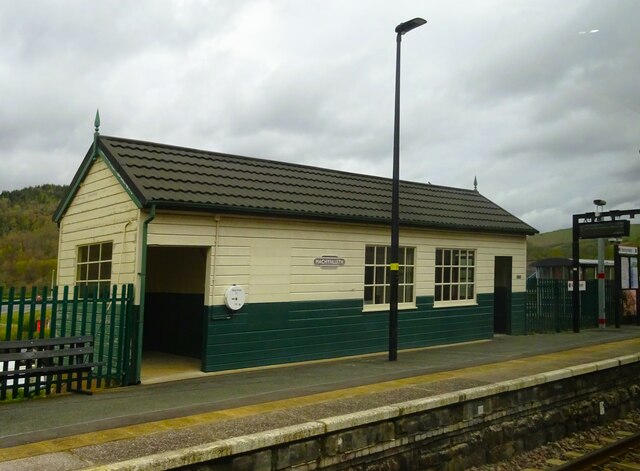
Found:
<box><xmin>143</xmin><ymin>247</ymin><xmax>207</xmax><ymax>365</ymax></box>
<box><xmin>494</xmin><ymin>256</ymin><xmax>512</xmax><ymax>334</ymax></box>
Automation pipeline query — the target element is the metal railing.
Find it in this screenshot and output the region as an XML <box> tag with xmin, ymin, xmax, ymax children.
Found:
<box><xmin>1</xmin><ymin>284</ymin><xmax>134</xmax><ymax>394</ymax></box>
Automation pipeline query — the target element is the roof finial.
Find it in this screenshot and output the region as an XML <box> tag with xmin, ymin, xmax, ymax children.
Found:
<box><xmin>92</xmin><ymin>109</ymin><xmax>100</xmax><ymax>160</ymax></box>
<box><xmin>473</xmin><ymin>176</ymin><xmax>478</xmax><ymax>191</ymax></box>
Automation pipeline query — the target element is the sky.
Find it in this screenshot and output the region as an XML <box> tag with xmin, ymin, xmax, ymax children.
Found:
<box><xmin>1</xmin><ymin>1</ymin><xmax>639</xmax><ymax>233</ymax></box>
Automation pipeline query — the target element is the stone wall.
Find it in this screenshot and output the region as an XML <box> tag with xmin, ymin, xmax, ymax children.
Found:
<box><xmin>107</xmin><ymin>355</ymin><xmax>640</xmax><ymax>471</ymax></box>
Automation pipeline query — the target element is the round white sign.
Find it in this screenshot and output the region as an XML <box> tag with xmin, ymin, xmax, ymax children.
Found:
<box><xmin>224</xmin><ymin>285</ymin><xmax>246</xmax><ymax>311</ymax></box>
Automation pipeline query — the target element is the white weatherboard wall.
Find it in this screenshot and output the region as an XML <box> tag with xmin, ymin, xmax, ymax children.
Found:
<box><xmin>146</xmin><ymin>212</ymin><xmax>527</xmax><ymax>308</ymax></box>
<box><xmin>57</xmin><ymin>157</ymin><xmax>139</xmax><ymax>289</ymax></box>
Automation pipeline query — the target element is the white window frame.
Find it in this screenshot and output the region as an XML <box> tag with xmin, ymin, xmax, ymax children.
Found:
<box><xmin>363</xmin><ymin>245</ymin><xmax>416</xmax><ymax>311</ymax></box>
<box><xmin>76</xmin><ymin>241</ymin><xmax>113</xmax><ymax>298</ymax></box>
<box><xmin>434</xmin><ymin>248</ymin><xmax>477</xmax><ymax>307</ymax></box>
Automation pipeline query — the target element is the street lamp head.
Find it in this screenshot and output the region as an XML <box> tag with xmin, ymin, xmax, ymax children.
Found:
<box><xmin>395</xmin><ymin>17</ymin><xmax>427</xmax><ymax>35</ymax></box>
<box><xmin>593</xmin><ymin>199</ymin><xmax>607</xmax><ymax>206</ymax></box>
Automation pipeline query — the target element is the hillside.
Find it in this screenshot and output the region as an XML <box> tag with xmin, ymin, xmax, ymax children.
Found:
<box><xmin>0</xmin><ymin>185</ymin><xmax>67</xmax><ymax>288</ymax></box>
<box><xmin>527</xmin><ymin>224</ymin><xmax>640</xmax><ymax>263</ymax></box>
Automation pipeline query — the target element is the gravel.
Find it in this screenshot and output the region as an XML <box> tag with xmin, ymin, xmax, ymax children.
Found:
<box><xmin>466</xmin><ymin>409</ymin><xmax>640</xmax><ymax>470</ymax></box>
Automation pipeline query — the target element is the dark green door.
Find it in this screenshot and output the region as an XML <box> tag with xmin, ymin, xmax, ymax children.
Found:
<box><xmin>494</xmin><ymin>256</ymin><xmax>512</xmax><ymax>334</ymax></box>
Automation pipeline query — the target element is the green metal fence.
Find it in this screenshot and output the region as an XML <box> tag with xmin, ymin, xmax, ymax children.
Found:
<box><xmin>525</xmin><ymin>278</ymin><xmax>616</xmax><ymax>333</ymax></box>
<box><xmin>1</xmin><ymin>284</ymin><xmax>135</xmax><ymax>390</ymax></box>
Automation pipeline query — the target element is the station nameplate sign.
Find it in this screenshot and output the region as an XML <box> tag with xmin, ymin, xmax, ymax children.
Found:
<box><xmin>314</xmin><ymin>256</ymin><xmax>346</xmax><ymax>266</ymax></box>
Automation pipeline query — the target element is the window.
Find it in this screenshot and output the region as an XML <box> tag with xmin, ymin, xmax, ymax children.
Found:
<box><xmin>76</xmin><ymin>242</ymin><xmax>113</xmax><ymax>297</ymax></box>
<box><xmin>364</xmin><ymin>246</ymin><xmax>415</xmax><ymax>306</ymax></box>
<box><xmin>435</xmin><ymin>249</ymin><xmax>475</xmax><ymax>303</ymax></box>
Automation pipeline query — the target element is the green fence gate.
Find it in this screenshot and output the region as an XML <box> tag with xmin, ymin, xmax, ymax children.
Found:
<box><xmin>0</xmin><ymin>284</ymin><xmax>135</xmax><ymax>393</ymax></box>
<box><xmin>525</xmin><ymin>278</ymin><xmax>616</xmax><ymax>333</ymax></box>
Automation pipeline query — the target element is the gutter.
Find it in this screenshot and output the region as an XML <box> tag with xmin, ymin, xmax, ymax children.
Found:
<box><xmin>133</xmin><ymin>204</ymin><xmax>156</xmax><ymax>384</ymax></box>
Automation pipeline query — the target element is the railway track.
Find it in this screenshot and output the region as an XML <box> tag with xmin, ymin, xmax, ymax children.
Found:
<box><xmin>551</xmin><ymin>431</ymin><xmax>640</xmax><ymax>470</ymax></box>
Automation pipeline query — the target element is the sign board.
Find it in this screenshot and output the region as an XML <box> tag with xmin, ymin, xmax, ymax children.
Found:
<box><xmin>314</xmin><ymin>255</ymin><xmax>346</xmax><ymax>267</ymax></box>
<box><xmin>567</xmin><ymin>280</ymin><xmax>586</xmax><ymax>292</ymax></box>
<box><xmin>619</xmin><ymin>246</ymin><xmax>639</xmax><ymax>256</ymax></box>
<box><xmin>579</xmin><ymin>220</ymin><xmax>630</xmax><ymax>239</ymax></box>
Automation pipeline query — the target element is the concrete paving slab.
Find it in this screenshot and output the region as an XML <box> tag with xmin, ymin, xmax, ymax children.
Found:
<box><xmin>1</xmin><ymin>326</ymin><xmax>639</xmax><ymax>470</ymax></box>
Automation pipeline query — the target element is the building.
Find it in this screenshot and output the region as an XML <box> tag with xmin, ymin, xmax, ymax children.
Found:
<box><xmin>54</xmin><ymin>133</ymin><xmax>537</xmax><ymax>381</ymax></box>
<box><xmin>530</xmin><ymin>258</ymin><xmax>615</xmax><ymax>281</ymax></box>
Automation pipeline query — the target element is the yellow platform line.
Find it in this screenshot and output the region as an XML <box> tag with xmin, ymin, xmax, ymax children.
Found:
<box><xmin>1</xmin><ymin>337</ymin><xmax>638</xmax><ymax>463</ymax></box>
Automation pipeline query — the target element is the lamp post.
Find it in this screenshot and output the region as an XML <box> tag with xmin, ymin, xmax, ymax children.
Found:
<box><xmin>389</xmin><ymin>17</ymin><xmax>426</xmax><ymax>362</ymax></box>
<box><xmin>594</xmin><ymin>199</ymin><xmax>607</xmax><ymax>328</ymax></box>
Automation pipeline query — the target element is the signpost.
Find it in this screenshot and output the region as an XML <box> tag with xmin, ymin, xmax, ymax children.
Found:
<box><xmin>571</xmin><ymin>208</ymin><xmax>640</xmax><ymax>333</ymax></box>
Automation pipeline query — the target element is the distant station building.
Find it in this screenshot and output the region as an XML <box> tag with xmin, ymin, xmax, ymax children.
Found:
<box><xmin>54</xmin><ymin>129</ymin><xmax>537</xmax><ymax>378</ymax></box>
<box><xmin>530</xmin><ymin>258</ymin><xmax>614</xmax><ymax>281</ymax></box>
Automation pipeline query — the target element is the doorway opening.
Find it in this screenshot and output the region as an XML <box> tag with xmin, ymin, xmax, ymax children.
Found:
<box><xmin>142</xmin><ymin>246</ymin><xmax>207</xmax><ymax>378</ymax></box>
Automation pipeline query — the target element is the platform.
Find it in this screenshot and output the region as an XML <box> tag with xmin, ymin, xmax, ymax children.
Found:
<box><xmin>1</xmin><ymin>326</ymin><xmax>640</xmax><ymax>470</ymax></box>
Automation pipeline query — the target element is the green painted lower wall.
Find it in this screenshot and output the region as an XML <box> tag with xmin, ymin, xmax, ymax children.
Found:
<box><xmin>201</xmin><ymin>293</ymin><xmax>523</xmax><ymax>372</ymax></box>
<box><xmin>509</xmin><ymin>291</ymin><xmax>526</xmax><ymax>335</ymax></box>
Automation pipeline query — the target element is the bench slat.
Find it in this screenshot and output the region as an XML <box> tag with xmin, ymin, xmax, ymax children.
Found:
<box><xmin>0</xmin><ymin>346</ymin><xmax>94</xmax><ymax>362</ymax></box>
<box><xmin>0</xmin><ymin>362</ymin><xmax>102</xmax><ymax>379</ymax></box>
<box><xmin>1</xmin><ymin>336</ymin><xmax>103</xmax><ymax>397</ymax></box>
<box><xmin>0</xmin><ymin>336</ymin><xmax>94</xmax><ymax>350</ymax></box>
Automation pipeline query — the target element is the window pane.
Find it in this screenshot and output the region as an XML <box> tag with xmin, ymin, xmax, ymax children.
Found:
<box><xmin>444</xmin><ymin>250</ymin><xmax>451</xmax><ymax>265</ymax></box>
<box><xmin>398</xmin><ymin>287</ymin><xmax>405</xmax><ymax>303</ymax></box>
<box><xmin>468</xmin><ymin>285</ymin><xmax>474</xmax><ymax>298</ymax></box>
<box><xmin>78</xmin><ymin>264</ymin><xmax>88</xmax><ymax>281</ymax></box>
<box><xmin>468</xmin><ymin>252</ymin><xmax>475</xmax><ymax>266</ymax></box>
<box><xmin>399</xmin><ymin>266</ymin><xmax>405</xmax><ymax>283</ymax></box>
<box><xmin>452</xmin><ymin>285</ymin><xmax>459</xmax><ymax>300</ymax></box>
<box><xmin>405</xmin><ymin>285</ymin><xmax>414</xmax><ymax>302</ymax></box>
<box><xmin>86</xmin><ymin>282</ymin><xmax>98</xmax><ymax>298</ymax></box>
<box><xmin>376</xmin><ymin>246</ymin><xmax>385</xmax><ymax>264</ymax></box>
<box><xmin>100</xmin><ymin>262</ymin><xmax>112</xmax><ymax>280</ymax></box>
<box><xmin>88</xmin><ymin>262</ymin><xmax>99</xmax><ymax>280</ymax></box>
<box><xmin>399</xmin><ymin>249</ymin><xmax>405</xmax><ymax>265</ymax></box>
<box><xmin>365</xmin><ymin>246</ymin><xmax>374</xmax><ymax>264</ymax></box>
<box><xmin>435</xmin><ymin>267</ymin><xmax>442</xmax><ymax>283</ymax></box>
<box><xmin>436</xmin><ymin>249</ymin><xmax>442</xmax><ymax>266</ymax></box>
<box><xmin>384</xmin><ymin>287</ymin><xmax>390</xmax><ymax>304</ymax></box>
<box><xmin>78</xmin><ymin>246</ymin><xmax>88</xmax><ymax>263</ymax></box>
<box><xmin>375</xmin><ymin>266</ymin><xmax>385</xmax><ymax>284</ymax></box>
<box><xmin>444</xmin><ymin>267</ymin><xmax>451</xmax><ymax>283</ymax></box>
<box><xmin>405</xmin><ymin>266</ymin><xmax>414</xmax><ymax>283</ymax></box>
<box><xmin>101</xmin><ymin>242</ymin><xmax>113</xmax><ymax>260</ymax></box>
<box><xmin>365</xmin><ymin>266</ymin><xmax>374</xmax><ymax>285</ymax></box>
<box><xmin>453</xmin><ymin>251</ymin><xmax>460</xmax><ymax>266</ymax></box>
<box><xmin>88</xmin><ymin>245</ymin><xmax>100</xmax><ymax>262</ymax></box>
<box><xmin>364</xmin><ymin>286</ymin><xmax>373</xmax><ymax>304</ymax></box>
<box><xmin>443</xmin><ymin>285</ymin><xmax>450</xmax><ymax>301</ymax></box>
<box><xmin>406</xmin><ymin>248</ymin><xmax>415</xmax><ymax>265</ymax></box>
<box><xmin>375</xmin><ymin>286</ymin><xmax>384</xmax><ymax>304</ymax></box>
<box><xmin>452</xmin><ymin>267</ymin><xmax>459</xmax><ymax>283</ymax></box>
<box><xmin>435</xmin><ymin>285</ymin><xmax>442</xmax><ymax>301</ymax></box>
<box><xmin>99</xmin><ymin>282</ymin><xmax>110</xmax><ymax>298</ymax></box>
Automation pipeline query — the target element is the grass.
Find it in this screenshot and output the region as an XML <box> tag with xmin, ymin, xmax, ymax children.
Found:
<box><xmin>0</xmin><ymin>309</ymin><xmax>52</xmax><ymax>341</ymax></box>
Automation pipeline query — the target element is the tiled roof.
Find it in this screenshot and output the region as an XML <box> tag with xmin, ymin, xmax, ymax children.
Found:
<box><xmin>56</xmin><ymin>135</ymin><xmax>537</xmax><ymax>235</ymax></box>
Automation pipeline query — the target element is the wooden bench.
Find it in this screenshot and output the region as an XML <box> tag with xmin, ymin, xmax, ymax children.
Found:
<box><xmin>0</xmin><ymin>335</ymin><xmax>102</xmax><ymax>399</ymax></box>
